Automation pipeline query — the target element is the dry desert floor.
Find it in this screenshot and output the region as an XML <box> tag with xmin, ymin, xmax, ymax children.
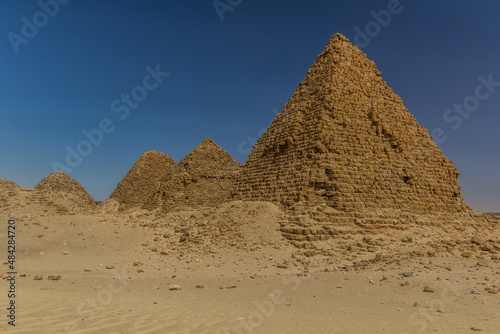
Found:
<box><xmin>1</xmin><ymin>205</ymin><xmax>500</xmax><ymax>334</ymax></box>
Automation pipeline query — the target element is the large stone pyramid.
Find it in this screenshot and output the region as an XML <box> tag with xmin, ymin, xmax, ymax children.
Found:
<box><xmin>145</xmin><ymin>138</ymin><xmax>240</xmax><ymax>212</ymax></box>
<box><xmin>235</xmin><ymin>33</ymin><xmax>472</xmax><ymax>219</ymax></box>
<box><xmin>110</xmin><ymin>150</ymin><xmax>176</xmax><ymax>209</ymax></box>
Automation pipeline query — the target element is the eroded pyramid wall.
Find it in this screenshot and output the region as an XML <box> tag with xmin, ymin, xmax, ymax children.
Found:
<box><xmin>235</xmin><ymin>34</ymin><xmax>472</xmax><ymax>216</ymax></box>
<box><xmin>110</xmin><ymin>150</ymin><xmax>176</xmax><ymax>209</ymax></box>
<box><xmin>145</xmin><ymin>139</ymin><xmax>240</xmax><ymax>212</ymax></box>
<box><xmin>35</xmin><ymin>171</ymin><xmax>96</xmax><ymax>212</ymax></box>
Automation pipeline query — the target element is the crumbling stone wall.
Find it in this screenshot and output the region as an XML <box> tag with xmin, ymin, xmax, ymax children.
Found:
<box><xmin>110</xmin><ymin>151</ymin><xmax>176</xmax><ymax>209</ymax></box>
<box><xmin>235</xmin><ymin>34</ymin><xmax>471</xmax><ymax>216</ymax></box>
<box><xmin>35</xmin><ymin>171</ymin><xmax>96</xmax><ymax>212</ymax></box>
<box><xmin>144</xmin><ymin>139</ymin><xmax>240</xmax><ymax>212</ymax></box>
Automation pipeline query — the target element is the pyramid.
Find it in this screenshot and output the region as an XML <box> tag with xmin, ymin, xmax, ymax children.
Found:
<box><xmin>35</xmin><ymin>171</ymin><xmax>96</xmax><ymax>212</ymax></box>
<box><xmin>0</xmin><ymin>179</ymin><xmax>21</xmax><ymax>210</ymax></box>
<box><xmin>235</xmin><ymin>33</ymin><xmax>473</xmax><ymax>220</ymax></box>
<box><xmin>0</xmin><ymin>178</ymin><xmax>20</xmax><ymax>193</ymax></box>
<box><xmin>110</xmin><ymin>150</ymin><xmax>176</xmax><ymax>209</ymax></box>
<box><xmin>145</xmin><ymin>138</ymin><xmax>240</xmax><ymax>212</ymax></box>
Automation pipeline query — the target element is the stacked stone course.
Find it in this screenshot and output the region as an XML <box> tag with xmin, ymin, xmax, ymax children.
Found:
<box><xmin>34</xmin><ymin>171</ymin><xmax>96</xmax><ymax>212</ymax></box>
<box><xmin>110</xmin><ymin>150</ymin><xmax>176</xmax><ymax>209</ymax></box>
<box><xmin>235</xmin><ymin>33</ymin><xmax>470</xmax><ymax>216</ymax></box>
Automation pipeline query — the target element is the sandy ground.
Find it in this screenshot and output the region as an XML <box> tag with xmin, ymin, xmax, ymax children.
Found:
<box><xmin>1</xmin><ymin>207</ymin><xmax>500</xmax><ymax>334</ymax></box>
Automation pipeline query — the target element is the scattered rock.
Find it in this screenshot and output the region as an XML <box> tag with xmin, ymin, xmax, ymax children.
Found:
<box><xmin>471</xmin><ymin>289</ymin><xmax>480</xmax><ymax>295</ymax></box>
<box><xmin>169</xmin><ymin>285</ymin><xmax>182</xmax><ymax>291</ymax></box>
<box><xmin>484</xmin><ymin>287</ymin><xmax>498</xmax><ymax>294</ymax></box>
<box><xmin>105</xmin><ymin>265</ymin><xmax>115</xmax><ymax>269</ymax></box>
<box><xmin>477</xmin><ymin>259</ymin><xmax>489</xmax><ymax>267</ymax></box>
<box><xmin>48</xmin><ymin>275</ymin><xmax>61</xmax><ymax>281</ymax></box>
<box><xmin>423</xmin><ymin>286</ymin><xmax>435</xmax><ymax>293</ymax></box>
<box><xmin>63</xmin><ymin>251</ymin><xmax>69</xmax><ymax>255</ymax></box>
<box><xmin>195</xmin><ymin>285</ymin><xmax>206</xmax><ymax>289</ymax></box>
<box><xmin>34</xmin><ymin>275</ymin><xmax>43</xmax><ymax>280</ymax></box>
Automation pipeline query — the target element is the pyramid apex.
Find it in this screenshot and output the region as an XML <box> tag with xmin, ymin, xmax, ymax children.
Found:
<box><xmin>187</xmin><ymin>138</ymin><xmax>225</xmax><ymax>156</ymax></box>
<box><xmin>35</xmin><ymin>171</ymin><xmax>77</xmax><ymax>189</ymax></box>
<box><xmin>109</xmin><ymin>150</ymin><xmax>177</xmax><ymax>208</ymax></box>
<box><xmin>181</xmin><ymin>138</ymin><xmax>237</xmax><ymax>165</ymax></box>
<box><xmin>323</xmin><ymin>33</ymin><xmax>358</xmax><ymax>55</ymax></box>
<box><xmin>136</xmin><ymin>150</ymin><xmax>176</xmax><ymax>164</ymax></box>
<box><xmin>331</xmin><ymin>33</ymin><xmax>349</xmax><ymax>42</ymax></box>
<box><xmin>200</xmin><ymin>138</ymin><xmax>215</xmax><ymax>145</ymax></box>
<box><xmin>51</xmin><ymin>171</ymin><xmax>70</xmax><ymax>177</ymax></box>
<box><xmin>140</xmin><ymin>150</ymin><xmax>172</xmax><ymax>158</ymax></box>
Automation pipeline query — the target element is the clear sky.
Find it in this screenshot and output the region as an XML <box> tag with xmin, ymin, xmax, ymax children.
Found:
<box><xmin>0</xmin><ymin>0</ymin><xmax>499</xmax><ymax>212</ymax></box>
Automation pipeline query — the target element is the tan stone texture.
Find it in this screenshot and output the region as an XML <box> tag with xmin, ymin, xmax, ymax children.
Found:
<box><xmin>110</xmin><ymin>150</ymin><xmax>176</xmax><ymax>209</ymax></box>
<box><xmin>34</xmin><ymin>171</ymin><xmax>96</xmax><ymax>212</ymax></box>
<box><xmin>145</xmin><ymin>138</ymin><xmax>240</xmax><ymax>212</ymax></box>
<box><xmin>235</xmin><ymin>33</ymin><xmax>471</xmax><ymax>216</ymax></box>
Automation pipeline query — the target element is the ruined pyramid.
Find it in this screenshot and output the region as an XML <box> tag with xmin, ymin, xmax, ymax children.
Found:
<box><xmin>110</xmin><ymin>150</ymin><xmax>176</xmax><ymax>209</ymax></box>
<box><xmin>235</xmin><ymin>33</ymin><xmax>473</xmax><ymax>221</ymax></box>
<box><xmin>0</xmin><ymin>179</ymin><xmax>21</xmax><ymax>210</ymax></box>
<box><xmin>0</xmin><ymin>178</ymin><xmax>20</xmax><ymax>193</ymax></box>
<box><xmin>145</xmin><ymin>138</ymin><xmax>240</xmax><ymax>212</ymax></box>
<box><xmin>35</xmin><ymin>171</ymin><xmax>96</xmax><ymax>212</ymax></box>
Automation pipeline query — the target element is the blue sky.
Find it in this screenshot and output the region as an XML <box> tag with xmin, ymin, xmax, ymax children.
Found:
<box><xmin>0</xmin><ymin>0</ymin><xmax>499</xmax><ymax>212</ymax></box>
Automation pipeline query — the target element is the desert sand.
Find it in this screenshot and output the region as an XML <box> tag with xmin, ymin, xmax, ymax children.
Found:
<box><xmin>1</xmin><ymin>199</ymin><xmax>499</xmax><ymax>334</ymax></box>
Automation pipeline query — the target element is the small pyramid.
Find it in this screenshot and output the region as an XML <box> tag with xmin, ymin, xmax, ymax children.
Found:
<box><xmin>146</xmin><ymin>138</ymin><xmax>240</xmax><ymax>212</ymax></box>
<box><xmin>235</xmin><ymin>33</ymin><xmax>472</xmax><ymax>217</ymax></box>
<box><xmin>178</xmin><ymin>138</ymin><xmax>239</xmax><ymax>177</ymax></box>
<box><xmin>35</xmin><ymin>171</ymin><xmax>95</xmax><ymax>211</ymax></box>
<box><xmin>0</xmin><ymin>178</ymin><xmax>20</xmax><ymax>192</ymax></box>
<box><xmin>0</xmin><ymin>179</ymin><xmax>21</xmax><ymax>205</ymax></box>
<box><xmin>110</xmin><ymin>150</ymin><xmax>176</xmax><ymax>209</ymax></box>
